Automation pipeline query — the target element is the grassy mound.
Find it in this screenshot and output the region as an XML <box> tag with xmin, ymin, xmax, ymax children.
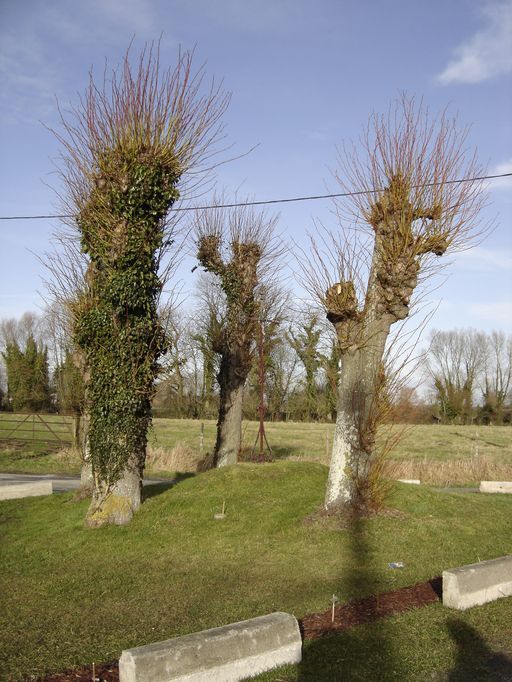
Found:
<box><xmin>1</xmin><ymin>461</ymin><xmax>511</xmax><ymax>680</ymax></box>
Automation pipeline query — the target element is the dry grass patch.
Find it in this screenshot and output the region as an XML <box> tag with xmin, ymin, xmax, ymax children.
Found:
<box><xmin>385</xmin><ymin>455</ymin><xmax>512</xmax><ymax>486</ymax></box>
<box><xmin>51</xmin><ymin>447</ymin><xmax>82</xmax><ymax>466</ymax></box>
<box><xmin>145</xmin><ymin>443</ymin><xmax>201</xmax><ymax>473</ymax></box>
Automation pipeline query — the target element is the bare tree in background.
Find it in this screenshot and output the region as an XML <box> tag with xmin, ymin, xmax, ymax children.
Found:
<box><xmin>481</xmin><ymin>331</ymin><xmax>512</xmax><ymax>424</ymax></box>
<box><xmin>194</xmin><ymin>199</ymin><xmax>282</xmax><ymax>467</ymax></box>
<box><xmin>288</xmin><ymin>312</ymin><xmax>322</xmax><ymax>421</ymax></box>
<box><xmin>427</xmin><ymin>328</ymin><xmax>486</xmax><ymax>423</ymax></box>
<box><xmin>51</xmin><ymin>44</ymin><xmax>229</xmax><ymax>526</ymax></box>
<box><xmin>0</xmin><ymin>313</ymin><xmax>44</xmax><ymax>351</ymax></box>
<box><xmin>301</xmin><ymin>96</ymin><xmax>489</xmax><ymax>510</ymax></box>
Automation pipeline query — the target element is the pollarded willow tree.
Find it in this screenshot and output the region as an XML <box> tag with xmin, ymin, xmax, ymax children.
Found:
<box><xmin>53</xmin><ymin>45</ymin><xmax>229</xmax><ymax>526</ymax></box>
<box><xmin>303</xmin><ymin>96</ymin><xmax>488</xmax><ymax>511</ymax></box>
<box><xmin>194</xmin><ymin>199</ymin><xmax>281</xmax><ymax>467</ymax></box>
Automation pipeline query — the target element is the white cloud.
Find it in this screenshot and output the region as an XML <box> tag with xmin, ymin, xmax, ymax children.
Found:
<box><xmin>437</xmin><ymin>1</ymin><xmax>512</xmax><ymax>84</ymax></box>
<box><xmin>455</xmin><ymin>247</ymin><xmax>512</xmax><ymax>271</ymax></box>
<box><xmin>424</xmin><ymin>298</ymin><xmax>512</xmax><ymax>334</ymax></box>
<box><xmin>0</xmin><ymin>1</ymin><xmax>163</xmax><ymax>124</ymax></box>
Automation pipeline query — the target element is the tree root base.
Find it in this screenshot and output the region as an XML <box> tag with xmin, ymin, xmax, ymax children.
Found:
<box><xmin>85</xmin><ymin>494</ymin><xmax>135</xmax><ymax>528</ymax></box>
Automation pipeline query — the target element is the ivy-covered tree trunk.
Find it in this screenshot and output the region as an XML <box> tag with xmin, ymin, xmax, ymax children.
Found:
<box><xmin>74</xmin><ymin>152</ymin><xmax>179</xmax><ymax>527</ymax></box>
<box><xmin>52</xmin><ymin>46</ymin><xmax>229</xmax><ymax>525</ymax></box>
<box><xmin>214</xmin><ymin>353</ymin><xmax>245</xmax><ymax>466</ymax></box>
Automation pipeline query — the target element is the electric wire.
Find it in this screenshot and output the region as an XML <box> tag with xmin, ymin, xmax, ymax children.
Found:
<box><xmin>0</xmin><ymin>171</ymin><xmax>510</xmax><ymax>221</ymax></box>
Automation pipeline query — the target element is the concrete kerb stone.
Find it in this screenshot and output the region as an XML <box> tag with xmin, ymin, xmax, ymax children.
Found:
<box><xmin>443</xmin><ymin>555</ymin><xmax>512</xmax><ymax>611</ymax></box>
<box><xmin>119</xmin><ymin>611</ymin><xmax>302</xmax><ymax>682</ymax></box>
<box><xmin>479</xmin><ymin>481</ymin><xmax>512</xmax><ymax>494</ymax></box>
<box><xmin>0</xmin><ymin>481</ymin><xmax>53</xmax><ymax>500</ymax></box>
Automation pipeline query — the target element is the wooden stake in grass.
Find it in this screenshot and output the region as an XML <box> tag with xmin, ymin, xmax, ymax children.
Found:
<box><xmin>214</xmin><ymin>499</ymin><xmax>226</xmax><ymax>520</ymax></box>
<box><xmin>331</xmin><ymin>593</ymin><xmax>338</xmax><ymax>624</ymax></box>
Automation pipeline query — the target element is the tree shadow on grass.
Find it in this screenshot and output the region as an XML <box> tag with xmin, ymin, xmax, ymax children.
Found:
<box><xmin>298</xmin><ymin>507</ymin><xmax>399</xmax><ymax>681</ymax></box>
<box><xmin>442</xmin><ymin>619</ymin><xmax>512</xmax><ymax>682</ymax></box>
<box><xmin>142</xmin><ymin>472</ymin><xmax>195</xmax><ymax>501</ymax></box>
<box><xmin>448</xmin><ymin>431</ymin><xmax>506</xmax><ymax>449</ymax></box>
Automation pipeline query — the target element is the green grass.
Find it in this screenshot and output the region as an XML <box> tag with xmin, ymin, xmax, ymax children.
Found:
<box><xmin>1</xmin><ymin>461</ymin><xmax>511</xmax><ymax>680</ymax></box>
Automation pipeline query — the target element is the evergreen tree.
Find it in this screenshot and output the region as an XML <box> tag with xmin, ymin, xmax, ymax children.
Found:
<box><xmin>2</xmin><ymin>335</ymin><xmax>51</xmax><ymax>412</ymax></box>
<box><xmin>53</xmin><ymin>350</ymin><xmax>86</xmax><ymax>415</ymax></box>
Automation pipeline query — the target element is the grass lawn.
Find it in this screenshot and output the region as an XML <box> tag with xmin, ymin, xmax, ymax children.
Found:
<box><xmin>1</xmin><ymin>461</ymin><xmax>511</xmax><ymax>680</ymax></box>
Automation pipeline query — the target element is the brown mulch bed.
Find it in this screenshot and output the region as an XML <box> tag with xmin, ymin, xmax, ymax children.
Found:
<box><xmin>35</xmin><ymin>577</ymin><xmax>442</xmax><ymax>681</ymax></box>
<box><xmin>34</xmin><ymin>661</ymin><xmax>119</xmax><ymax>682</ymax></box>
<box><xmin>299</xmin><ymin>576</ymin><xmax>442</xmax><ymax>640</ymax></box>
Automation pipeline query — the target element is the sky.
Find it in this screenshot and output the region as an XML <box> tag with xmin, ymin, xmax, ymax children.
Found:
<box><xmin>0</xmin><ymin>0</ymin><xmax>511</xmax><ymax>340</ymax></box>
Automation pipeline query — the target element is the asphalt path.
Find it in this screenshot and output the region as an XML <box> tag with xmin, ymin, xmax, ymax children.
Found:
<box><xmin>0</xmin><ymin>474</ymin><xmax>482</xmax><ymax>495</ymax></box>
<box><xmin>0</xmin><ymin>472</ymin><xmax>172</xmax><ymax>493</ymax></box>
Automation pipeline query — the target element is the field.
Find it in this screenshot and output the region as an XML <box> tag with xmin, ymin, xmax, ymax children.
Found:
<box><xmin>1</xmin><ymin>414</ymin><xmax>511</xmax><ymax>485</ymax></box>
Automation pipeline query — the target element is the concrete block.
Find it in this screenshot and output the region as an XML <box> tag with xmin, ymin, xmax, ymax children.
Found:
<box><xmin>397</xmin><ymin>479</ymin><xmax>420</xmax><ymax>485</ymax></box>
<box><xmin>119</xmin><ymin>611</ymin><xmax>302</xmax><ymax>682</ymax></box>
<box><xmin>443</xmin><ymin>555</ymin><xmax>512</xmax><ymax>610</ymax></box>
<box><xmin>480</xmin><ymin>481</ymin><xmax>512</xmax><ymax>494</ymax></box>
<box><xmin>0</xmin><ymin>481</ymin><xmax>53</xmax><ymax>500</ymax></box>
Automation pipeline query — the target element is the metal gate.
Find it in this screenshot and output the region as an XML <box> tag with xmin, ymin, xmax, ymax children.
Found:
<box><xmin>0</xmin><ymin>413</ymin><xmax>74</xmax><ymax>446</ymax></box>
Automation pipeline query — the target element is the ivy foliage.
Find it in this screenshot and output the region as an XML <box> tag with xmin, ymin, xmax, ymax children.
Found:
<box><xmin>73</xmin><ymin>146</ymin><xmax>181</xmax><ymax>484</ymax></box>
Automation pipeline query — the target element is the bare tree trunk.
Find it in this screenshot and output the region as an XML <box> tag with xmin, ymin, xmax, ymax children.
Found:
<box><xmin>325</xmin><ymin>318</ymin><xmax>391</xmax><ymax>509</ymax></box>
<box><xmin>325</xmin><ymin>352</ymin><xmax>359</xmax><ymax>506</ymax></box>
<box><xmin>80</xmin><ymin>450</ymin><xmax>93</xmax><ymax>490</ymax></box>
<box><xmin>84</xmin><ymin>407</ymin><xmax>148</xmax><ymax>526</ymax></box>
<box><xmin>85</xmin><ymin>450</ymin><xmax>144</xmax><ymax>527</ymax></box>
<box><xmin>214</xmin><ymin>353</ymin><xmax>245</xmax><ymax>467</ymax></box>
<box><xmin>75</xmin><ymin>415</ymin><xmax>93</xmax><ymax>497</ymax></box>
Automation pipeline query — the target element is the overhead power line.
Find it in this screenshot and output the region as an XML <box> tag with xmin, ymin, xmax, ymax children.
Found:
<box><xmin>0</xmin><ymin>171</ymin><xmax>510</xmax><ymax>221</ymax></box>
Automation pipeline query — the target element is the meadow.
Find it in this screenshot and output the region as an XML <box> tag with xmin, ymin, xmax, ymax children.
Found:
<box><xmin>1</xmin><ymin>414</ymin><xmax>511</xmax><ymax>486</ymax></box>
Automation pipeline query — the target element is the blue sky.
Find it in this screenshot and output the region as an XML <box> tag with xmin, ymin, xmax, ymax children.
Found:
<box><xmin>0</xmin><ymin>0</ymin><xmax>511</xmax><ymax>336</ymax></box>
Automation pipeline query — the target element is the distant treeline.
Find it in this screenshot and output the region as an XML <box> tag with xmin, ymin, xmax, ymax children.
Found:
<box><xmin>1</xmin><ymin>312</ymin><xmax>510</xmax><ymax>425</ymax></box>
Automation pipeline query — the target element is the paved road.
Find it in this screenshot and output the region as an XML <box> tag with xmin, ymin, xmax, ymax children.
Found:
<box><xmin>0</xmin><ymin>472</ymin><xmax>172</xmax><ymax>493</ymax></box>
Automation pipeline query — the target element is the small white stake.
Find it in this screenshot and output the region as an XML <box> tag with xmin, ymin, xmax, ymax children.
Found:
<box><xmin>331</xmin><ymin>594</ymin><xmax>338</xmax><ymax>623</ymax></box>
<box><xmin>214</xmin><ymin>500</ymin><xmax>226</xmax><ymax>520</ymax></box>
